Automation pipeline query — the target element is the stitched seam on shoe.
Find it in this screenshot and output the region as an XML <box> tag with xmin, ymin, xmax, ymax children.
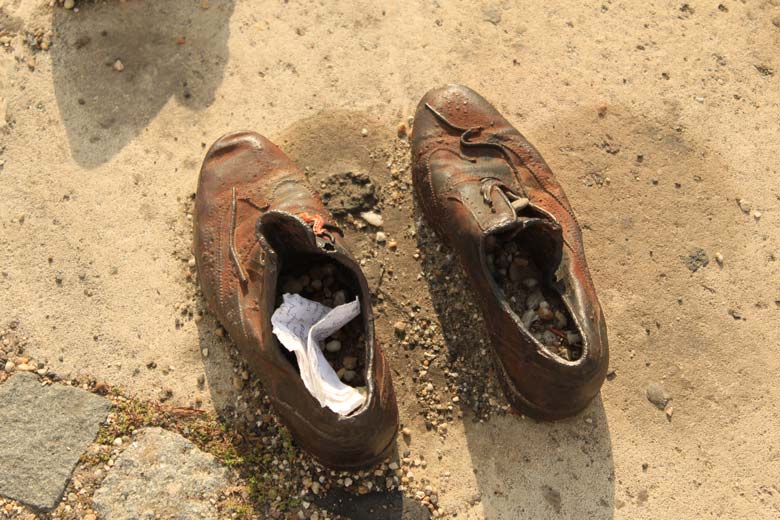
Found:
<box><xmin>234</xmin><ymin>290</ymin><xmax>247</xmax><ymax>339</ymax></box>
<box><xmin>217</xmin><ymin>209</ymin><xmax>226</xmax><ymax>309</ymax></box>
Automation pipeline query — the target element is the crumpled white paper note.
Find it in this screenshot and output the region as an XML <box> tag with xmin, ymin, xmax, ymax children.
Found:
<box><xmin>271</xmin><ymin>293</ymin><xmax>366</xmax><ymax>416</ymax></box>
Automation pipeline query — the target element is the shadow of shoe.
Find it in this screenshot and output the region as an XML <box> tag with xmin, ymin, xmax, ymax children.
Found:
<box><xmin>314</xmin><ymin>488</ymin><xmax>430</xmax><ymax>520</ymax></box>
<box><xmin>461</xmin><ymin>399</ymin><xmax>614</xmax><ymax>519</ymax></box>
<box><xmin>51</xmin><ymin>0</ymin><xmax>236</xmax><ymax>167</ymax></box>
<box><xmin>414</xmin><ymin>198</ymin><xmax>615</xmax><ymax>519</ymax></box>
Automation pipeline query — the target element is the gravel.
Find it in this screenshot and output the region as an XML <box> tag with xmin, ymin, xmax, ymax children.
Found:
<box><xmin>486</xmin><ymin>234</ymin><xmax>583</xmax><ymax>361</ymax></box>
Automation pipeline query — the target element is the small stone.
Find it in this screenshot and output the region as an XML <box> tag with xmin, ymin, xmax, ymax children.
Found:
<box><xmin>359</xmin><ymin>211</ymin><xmax>383</xmax><ymax>227</ymax></box>
<box><xmin>554</xmin><ymin>310</ymin><xmax>568</xmax><ymax>328</ymax></box>
<box><xmin>728</xmin><ymin>308</ymin><xmax>743</xmax><ymax>320</ymax></box>
<box><xmin>537</xmin><ymin>302</ymin><xmax>554</xmax><ymax>321</ymax></box>
<box><xmin>112</xmin><ymin>437</ymin><xmax>123</xmax><ymax>446</ymax></box>
<box><xmin>388</xmin><ymin>462</ymin><xmax>399</xmax><ymax>470</ymax></box>
<box><xmin>4</xmin><ymin>360</ymin><xmax>14</xmax><ymax>372</ymax></box>
<box><xmin>311</xmin><ymin>481</ymin><xmax>320</xmax><ymax>494</ymax></box>
<box><xmin>566</xmin><ymin>332</ymin><xmax>581</xmax><ymax>344</ymax></box>
<box><xmin>333</xmin><ymin>290</ymin><xmax>347</xmax><ymax>306</ymax></box>
<box><xmin>737</xmin><ymin>198</ymin><xmax>751</xmax><ymax>213</ymax></box>
<box><xmin>197</xmin><ymin>374</ymin><xmax>205</xmax><ymax>387</ymax></box>
<box><xmin>522</xmin><ymin>278</ymin><xmax>538</xmax><ymax>289</ymax></box>
<box><xmin>64</xmin><ymin>0</ymin><xmax>75</xmax><ymax>9</ymax></box>
<box><xmin>16</xmin><ymin>363</ymin><xmax>35</xmax><ymax>372</ymax></box>
<box><xmin>113</xmin><ymin>59</ymin><xmax>124</xmax><ymax>72</ymax></box>
<box><xmin>360</xmin><ymin>128</ymin><xmax>368</xmax><ymax>137</ymax></box>
<box><xmin>201</xmin><ymin>348</ymin><xmax>209</xmax><ymax>358</ymax></box>
<box><xmin>394</xmin><ymin>321</ymin><xmax>406</xmax><ymax>336</ymax></box>
<box><xmin>342</xmin><ymin>356</ymin><xmax>358</xmax><ymax>370</ymax></box>
<box><xmin>522</xmin><ymin>309</ymin><xmax>538</xmax><ymax>329</ymax></box>
<box><xmin>324</xmin><ymin>340</ymin><xmax>341</xmax><ymax>353</ymax></box>
<box><xmin>646</xmin><ymin>383</ymin><xmax>670</xmax><ymax>409</ymax></box>
<box><xmin>753</xmin><ymin>210</ymin><xmax>762</xmax><ymax>220</ymax></box>
<box><xmin>375</xmin><ymin>231</ymin><xmax>387</xmax><ymax>243</ymax></box>
<box><xmin>342</xmin><ymin>370</ymin><xmax>356</xmax><ymax>383</ymax></box>
<box><xmin>388</xmin><ymin>240</ymin><xmax>398</xmax><ymax>250</ymax></box>
<box><xmin>344</xmin><ymin>477</ymin><xmax>353</xmax><ymax>487</ymax></box>
<box><xmin>526</xmin><ymin>290</ymin><xmax>544</xmax><ymax>309</ymax></box>
<box><xmin>401</xmin><ymin>427</ymin><xmax>411</xmax><ymax>437</ymax></box>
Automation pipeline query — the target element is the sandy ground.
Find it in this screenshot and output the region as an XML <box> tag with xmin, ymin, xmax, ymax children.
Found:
<box><xmin>1</xmin><ymin>0</ymin><xmax>780</xmax><ymax>518</ymax></box>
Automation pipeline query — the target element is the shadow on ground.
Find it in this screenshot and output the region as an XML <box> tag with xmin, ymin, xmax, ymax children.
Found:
<box><xmin>52</xmin><ymin>1</ymin><xmax>235</xmax><ymax>167</ymax></box>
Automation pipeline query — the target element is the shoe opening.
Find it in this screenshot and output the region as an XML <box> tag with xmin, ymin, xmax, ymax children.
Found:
<box><xmin>274</xmin><ymin>252</ymin><xmax>368</xmax><ymax>389</ymax></box>
<box><xmin>485</xmin><ymin>216</ymin><xmax>583</xmax><ymax>362</ymax></box>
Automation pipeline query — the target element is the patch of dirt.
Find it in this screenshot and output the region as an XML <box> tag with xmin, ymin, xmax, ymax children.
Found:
<box><xmin>320</xmin><ymin>171</ymin><xmax>377</xmax><ymax>216</ymax></box>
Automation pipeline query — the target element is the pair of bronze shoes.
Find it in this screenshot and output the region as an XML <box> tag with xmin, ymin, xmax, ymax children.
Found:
<box><xmin>193</xmin><ymin>85</ymin><xmax>609</xmax><ymax>469</ymax></box>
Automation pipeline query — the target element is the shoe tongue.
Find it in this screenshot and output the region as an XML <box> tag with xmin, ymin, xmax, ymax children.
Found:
<box><xmin>257</xmin><ymin>210</ymin><xmax>323</xmax><ymax>255</ymax></box>
<box><xmin>492</xmin><ymin>207</ymin><xmax>561</xmax><ymax>236</ymax></box>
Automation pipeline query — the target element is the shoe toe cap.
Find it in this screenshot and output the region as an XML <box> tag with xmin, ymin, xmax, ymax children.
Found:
<box><xmin>413</xmin><ymin>84</ymin><xmax>506</xmax><ymax>142</ymax></box>
<box><xmin>198</xmin><ymin>131</ymin><xmax>287</xmax><ymax>193</ymax></box>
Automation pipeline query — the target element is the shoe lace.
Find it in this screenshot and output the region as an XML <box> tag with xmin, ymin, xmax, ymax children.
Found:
<box><xmin>297</xmin><ymin>212</ymin><xmax>344</xmax><ymax>248</ymax></box>
<box><xmin>424</xmin><ymin>103</ymin><xmax>579</xmax><ymax>227</ymax></box>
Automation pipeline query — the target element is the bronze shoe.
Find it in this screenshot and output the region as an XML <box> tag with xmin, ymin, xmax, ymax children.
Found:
<box><xmin>411</xmin><ymin>85</ymin><xmax>608</xmax><ymax>419</ymax></box>
<box><xmin>194</xmin><ymin>132</ymin><xmax>398</xmax><ymax>468</ymax></box>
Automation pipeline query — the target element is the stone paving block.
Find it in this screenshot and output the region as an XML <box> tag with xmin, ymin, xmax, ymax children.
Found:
<box><xmin>92</xmin><ymin>427</ymin><xmax>230</xmax><ymax>520</ymax></box>
<box><xmin>0</xmin><ymin>373</ymin><xmax>110</xmax><ymax>510</ymax></box>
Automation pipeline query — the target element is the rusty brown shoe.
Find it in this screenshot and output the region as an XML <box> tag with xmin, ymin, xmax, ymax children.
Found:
<box><xmin>411</xmin><ymin>85</ymin><xmax>608</xmax><ymax>419</ymax></box>
<box><xmin>194</xmin><ymin>132</ymin><xmax>398</xmax><ymax>468</ymax></box>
